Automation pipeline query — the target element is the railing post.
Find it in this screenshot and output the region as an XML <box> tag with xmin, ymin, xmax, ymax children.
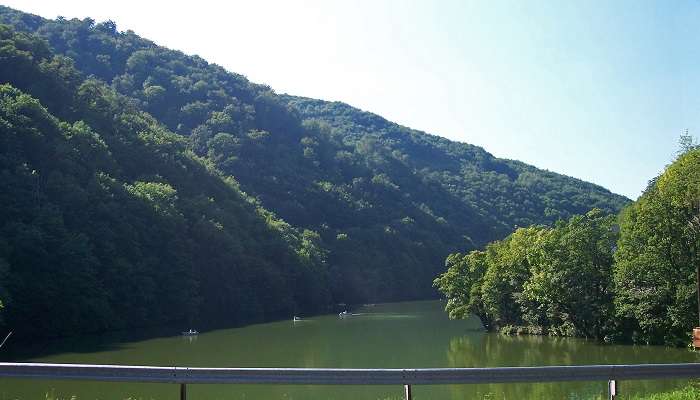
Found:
<box><xmin>404</xmin><ymin>384</ymin><xmax>412</xmax><ymax>400</ymax></box>
<box><xmin>180</xmin><ymin>383</ymin><xmax>187</xmax><ymax>400</ymax></box>
<box><xmin>608</xmin><ymin>380</ymin><xmax>617</xmax><ymax>400</ymax></box>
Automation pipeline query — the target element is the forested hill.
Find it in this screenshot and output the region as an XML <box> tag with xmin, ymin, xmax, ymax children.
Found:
<box><xmin>0</xmin><ymin>6</ymin><xmax>627</xmax><ymax>337</ymax></box>
<box><xmin>0</xmin><ymin>25</ymin><xmax>329</xmax><ymax>338</ymax></box>
<box><xmin>283</xmin><ymin>95</ymin><xmax>627</xmax><ymax>232</ymax></box>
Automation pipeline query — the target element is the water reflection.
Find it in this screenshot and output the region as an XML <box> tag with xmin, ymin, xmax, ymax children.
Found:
<box><xmin>181</xmin><ymin>335</ymin><xmax>197</xmax><ymax>344</ymax></box>
<box><xmin>444</xmin><ymin>333</ymin><xmax>700</xmax><ymax>399</ymax></box>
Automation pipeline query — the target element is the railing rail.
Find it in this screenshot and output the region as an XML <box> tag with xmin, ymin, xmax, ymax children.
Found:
<box><xmin>2</xmin><ymin>362</ymin><xmax>700</xmax><ymax>399</ymax></box>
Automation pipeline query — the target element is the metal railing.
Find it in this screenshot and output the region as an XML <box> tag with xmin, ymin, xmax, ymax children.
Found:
<box><xmin>2</xmin><ymin>362</ymin><xmax>700</xmax><ymax>400</ymax></box>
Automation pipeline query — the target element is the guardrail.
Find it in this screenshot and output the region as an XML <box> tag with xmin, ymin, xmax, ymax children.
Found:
<box><xmin>2</xmin><ymin>362</ymin><xmax>700</xmax><ymax>400</ymax></box>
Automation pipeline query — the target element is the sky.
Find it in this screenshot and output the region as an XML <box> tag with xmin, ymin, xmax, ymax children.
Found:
<box><xmin>5</xmin><ymin>0</ymin><xmax>699</xmax><ymax>199</ymax></box>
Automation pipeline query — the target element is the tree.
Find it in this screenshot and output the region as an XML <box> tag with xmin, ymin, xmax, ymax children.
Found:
<box><xmin>434</xmin><ymin>251</ymin><xmax>489</xmax><ymax>326</ymax></box>
<box><xmin>614</xmin><ymin>148</ymin><xmax>700</xmax><ymax>345</ymax></box>
<box><xmin>524</xmin><ymin>209</ymin><xmax>617</xmax><ymax>338</ymax></box>
<box><xmin>677</xmin><ymin>129</ymin><xmax>697</xmax><ymax>158</ymax></box>
<box><xmin>479</xmin><ymin>227</ymin><xmax>542</xmax><ymax>329</ymax></box>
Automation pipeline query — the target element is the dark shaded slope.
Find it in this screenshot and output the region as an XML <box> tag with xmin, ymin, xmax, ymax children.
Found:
<box><xmin>0</xmin><ymin>25</ymin><xmax>328</xmax><ymax>338</ymax></box>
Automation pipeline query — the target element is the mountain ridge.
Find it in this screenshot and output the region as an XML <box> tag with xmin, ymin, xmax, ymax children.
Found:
<box><xmin>282</xmin><ymin>93</ymin><xmax>625</xmax><ymax>192</ymax></box>
<box><xmin>0</xmin><ymin>5</ymin><xmax>628</xmax><ymax>337</ymax></box>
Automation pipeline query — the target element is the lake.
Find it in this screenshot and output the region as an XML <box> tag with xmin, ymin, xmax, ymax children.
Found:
<box><xmin>0</xmin><ymin>300</ymin><xmax>698</xmax><ymax>399</ymax></box>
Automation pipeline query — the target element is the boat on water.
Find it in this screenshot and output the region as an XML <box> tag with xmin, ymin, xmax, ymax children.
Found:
<box><xmin>182</xmin><ymin>329</ymin><xmax>198</xmax><ymax>336</ymax></box>
<box><xmin>338</xmin><ymin>311</ymin><xmax>349</xmax><ymax>318</ymax></box>
<box><xmin>293</xmin><ymin>316</ymin><xmax>301</xmax><ymax>321</ymax></box>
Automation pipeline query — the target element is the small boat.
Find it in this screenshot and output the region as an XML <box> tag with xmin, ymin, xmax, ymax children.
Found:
<box><xmin>182</xmin><ymin>329</ymin><xmax>198</xmax><ymax>336</ymax></box>
<box><xmin>293</xmin><ymin>316</ymin><xmax>301</xmax><ymax>321</ymax></box>
<box><xmin>338</xmin><ymin>311</ymin><xmax>349</xmax><ymax>318</ymax></box>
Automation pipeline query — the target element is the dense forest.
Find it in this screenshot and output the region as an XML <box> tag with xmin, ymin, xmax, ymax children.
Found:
<box><xmin>0</xmin><ymin>6</ymin><xmax>627</xmax><ymax>338</ymax></box>
<box><xmin>0</xmin><ymin>24</ymin><xmax>330</xmax><ymax>337</ymax></box>
<box><xmin>435</xmin><ymin>138</ymin><xmax>700</xmax><ymax>346</ymax></box>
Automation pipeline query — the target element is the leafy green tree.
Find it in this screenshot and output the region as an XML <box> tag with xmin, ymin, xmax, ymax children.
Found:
<box><xmin>433</xmin><ymin>251</ymin><xmax>489</xmax><ymax>326</ymax></box>
<box><xmin>524</xmin><ymin>209</ymin><xmax>617</xmax><ymax>338</ymax></box>
<box><xmin>479</xmin><ymin>227</ymin><xmax>542</xmax><ymax>329</ymax></box>
<box><xmin>437</xmin><ymin>212</ymin><xmax>618</xmax><ymax>340</ymax></box>
<box><xmin>435</xmin><ymin>226</ymin><xmax>544</xmax><ymax>331</ymax></box>
<box><xmin>614</xmin><ymin>148</ymin><xmax>700</xmax><ymax>345</ymax></box>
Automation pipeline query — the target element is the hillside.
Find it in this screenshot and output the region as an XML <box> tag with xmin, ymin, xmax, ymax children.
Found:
<box><xmin>0</xmin><ymin>24</ymin><xmax>328</xmax><ymax>337</ymax></box>
<box><xmin>283</xmin><ymin>95</ymin><xmax>627</xmax><ymax>231</ymax></box>
<box><xmin>0</xmin><ymin>6</ymin><xmax>628</xmax><ymax>337</ymax></box>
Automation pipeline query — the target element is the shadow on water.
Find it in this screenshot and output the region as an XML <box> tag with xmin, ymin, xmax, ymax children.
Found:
<box><xmin>1</xmin><ymin>308</ymin><xmax>326</xmax><ymax>362</ymax></box>
<box><xmin>0</xmin><ymin>325</ymin><xmax>187</xmax><ymax>362</ymax></box>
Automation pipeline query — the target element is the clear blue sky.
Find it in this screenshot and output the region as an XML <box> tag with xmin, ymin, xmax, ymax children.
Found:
<box><xmin>6</xmin><ymin>0</ymin><xmax>699</xmax><ymax>199</ymax></box>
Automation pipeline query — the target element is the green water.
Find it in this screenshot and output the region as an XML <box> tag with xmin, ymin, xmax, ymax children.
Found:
<box><xmin>0</xmin><ymin>300</ymin><xmax>698</xmax><ymax>400</ymax></box>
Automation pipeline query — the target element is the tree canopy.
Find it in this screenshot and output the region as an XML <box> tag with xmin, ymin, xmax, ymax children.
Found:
<box><xmin>436</xmin><ymin>144</ymin><xmax>700</xmax><ymax>346</ymax></box>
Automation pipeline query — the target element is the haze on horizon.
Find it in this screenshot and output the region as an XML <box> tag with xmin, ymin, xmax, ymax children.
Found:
<box><xmin>5</xmin><ymin>0</ymin><xmax>699</xmax><ymax>199</ymax></box>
